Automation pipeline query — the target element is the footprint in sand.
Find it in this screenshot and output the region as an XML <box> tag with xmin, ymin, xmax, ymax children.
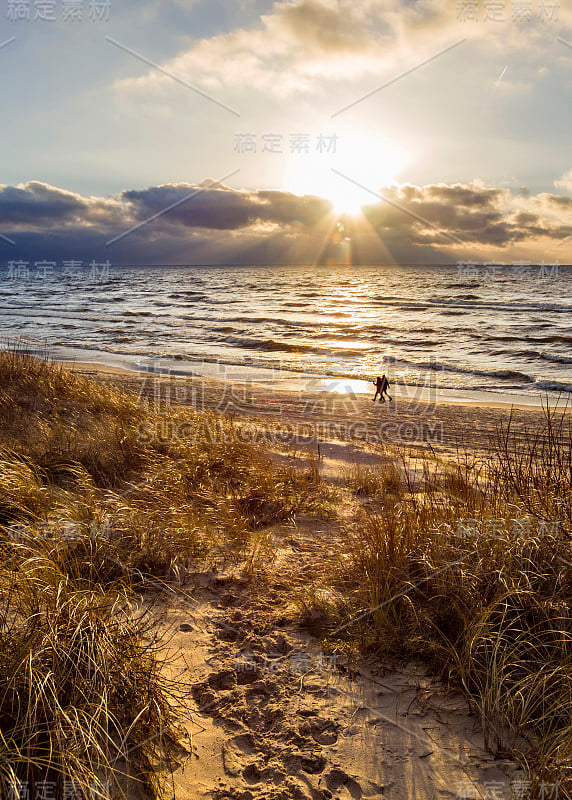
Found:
<box><xmin>299</xmin><ymin>717</ymin><xmax>339</xmax><ymax>745</ymax></box>
<box><xmin>323</xmin><ymin>767</ymin><xmax>364</xmax><ymax>798</ymax></box>
<box><xmin>222</xmin><ymin>733</ymin><xmax>259</xmax><ymax>778</ymax></box>
<box><xmin>208</xmin><ymin>668</ymin><xmax>237</xmax><ymax>691</ymax></box>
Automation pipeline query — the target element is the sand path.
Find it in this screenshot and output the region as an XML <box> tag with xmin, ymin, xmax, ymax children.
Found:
<box><xmin>69</xmin><ymin>363</ymin><xmax>540</xmax><ymax>798</ymax></box>
<box><xmin>152</xmin><ymin>519</ymin><xmax>523</xmax><ymax>800</ymax></box>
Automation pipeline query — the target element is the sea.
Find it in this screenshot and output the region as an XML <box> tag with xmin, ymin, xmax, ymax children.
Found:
<box><xmin>1</xmin><ymin>262</ymin><xmax>571</xmax><ymax>404</ymax></box>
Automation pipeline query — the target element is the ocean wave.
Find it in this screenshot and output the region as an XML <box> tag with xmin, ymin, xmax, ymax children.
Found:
<box><xmin>481</xmin><ymin>334</ymin><xmax>525</xmax><ymax>342</ymax></box>
<box><xmin>368</xmin><ymin>296</ymin><xmax>572</xmax><ymax>314</ymax></box>
<box><xmin>382</xmin><ymin>356</ymin><xmax>535</xmax><ymax>383</ymax></box>
<box><xmin>220</xmin><ymin>334</ymin><xmax>369</xmax><ymax>357</ymax></box>
<box><xmin>359</xmin><ymin>325</ymin><xmax>391</xmax><ymax>335</ymax></box>
<box><xmin>310</xmin><ymin>331</ymin><xmax>442</xmax><ymax>348</ymax></box>
<box><xmin>380</xmin><ymin>337</ymin><xmax>442</xmax><ymax>347</ymax></box>
<box><xmin>89</xmin><ymin>296</ymin><xmax>125</xmax><ymax>303</ymax></box>
<box><xmin>535</xmin><ymin>335</ymin><xmax>572</xmax><ymax>345</ymax></box>
<box><xmin>444</xmin><ymin>282</ymin><xmax>480</xmax><ymax>289</ymax></box>
<box><xmin>314</xmin><ymin>332</ymin><xmax>366</xmax><ymax>341</ymax></box>
<box><xmin>227</xmin><ymin>316</ymin><xmax>319</xmax><ymax>329</ymax></box>
<box><xmin>213</xmin><ymin>326</ymin><xmax>238</xmax><ymax>334</ymax></box>
<box><xmin>430</xmin><ymin>294</ymin><xmax>481</xmax><ymax>301</ymax></box>
<box><xmin>2</xmin><ymin>263</ymin><xmax>571</xmax><ymax>402</ymax></box>
<box><xmin>26</xmin><ymin>339</ymin><xmax>572</xmax><ymax>399</ymax></box>
<box><xmin>486</xmin><ymin>334</ymin><xmax>572</xmax><ymax>347</ymax></box>
<box><xmin>535</xmin><ymin>380</ymin><xmax>572</xmax><ymax>393</ymax></box>
<box><xmin>168</xmin><ymin>292</ymin><xmax>207</xmax><ymax>301</ymax></box>
<box><xmin>204</xmin><ymin>298</ymin><xmax>241</xmax><ymax>305</ymax></box>
<box><xmin>538</xmin><ymin>353</ymin><xmax>572</xmax><ymax>365</ymax></box>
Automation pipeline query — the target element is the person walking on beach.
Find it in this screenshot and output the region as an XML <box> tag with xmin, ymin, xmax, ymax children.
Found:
<box><xmin>372</xmin><ymin>374</ymin><xmax>392</xmax><ymax>403</ymax></box>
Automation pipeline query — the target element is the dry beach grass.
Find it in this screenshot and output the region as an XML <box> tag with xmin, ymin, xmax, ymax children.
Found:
<box><xmin>0</xmin><ymin>349</ymin><xmax>570</xmax><ymax>798</ymax></box>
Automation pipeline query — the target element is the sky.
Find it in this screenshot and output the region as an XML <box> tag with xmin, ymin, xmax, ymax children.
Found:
<box><xmin>2</xmin><ymin>0</ymin><xmax>572</xmax><ymax>265</ymax></box>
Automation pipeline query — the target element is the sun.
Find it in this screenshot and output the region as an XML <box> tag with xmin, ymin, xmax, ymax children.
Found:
<box><xmin>329</xmin><ymin>181</ymin><xmax>372</xmax><ymax>217</ymax></box>
<box><xmin>284</xmin><ymin>130</ymin><xmax>409</xmax><ymax>217</ymax></box>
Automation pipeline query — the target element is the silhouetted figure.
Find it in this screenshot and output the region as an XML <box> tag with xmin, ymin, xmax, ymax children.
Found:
<box><xmin>372</xmin><ymin>374</ymin><xmax>392</xmax><ymax>403</ymax></box>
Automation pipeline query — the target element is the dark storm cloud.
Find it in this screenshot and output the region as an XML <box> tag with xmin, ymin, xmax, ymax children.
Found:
<box><xmin>255</xmin><ymin>190</ymin><xmax>332</xmax><ymax>226</ymax></box>
<box><xmin>0</xmin><ymin>178</ymin><xmax>570</xmax><ymax>264</ymax></box>
<box><xmin>120</xmin><ymin>184</ymin><xmax>331</xmax><ymax>230</ymax></box>
<box><xmin>363</xmin><ymin>183</ymin><xmax>569</xmax><ymax>248</ymax></box>
<box><xmin>0</xmin><ymin>182</ymin><xmax>87</xmax><ymax>225</ymax></box>
<box><xmin>0</xmin><ymin>182</ymin><xmax>124</xmax><ymax>230</ymax></box>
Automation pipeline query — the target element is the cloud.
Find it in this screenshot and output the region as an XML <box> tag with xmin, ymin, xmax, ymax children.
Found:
<box><xmin>555</xmin><ymin>169</ymin><xmax>572</xmax><ymax>193</ymax></box>
<box><xmin>363</xmin><ymin>182</ymin><xmax>572</xmax><ymax>248</ymax></box>
<box><xmin>0</xmin><ymin>182</ymin><xmax>125</xmax><ymax>230</ymax></box>
<box><xmin>112</xmin><ymin>0</ymin><xmax>571</xmax><ymax>101</ymax></box>
<box><xmin>267</xmin><ymin>0</ymin><xmax>372</xmax><ymax>54</ymax></box>
<box><xmin>120</xmin><ymin>183</ymin><xmax>331</xmax><ymax>229</ymax></box>
<box><xmin>0</xmin><ymin>177</ymin><xmax>570</xmax><ymax>265</ymax></box>
<box><xmin>112</xmin><ymin>0</ymin><xmax>469</xmax><ymax>97</ymax></box>
<box><xmin>0</xmin><ymin>182</ymin><xmax>87</xmax><ymax>225</ymax></box>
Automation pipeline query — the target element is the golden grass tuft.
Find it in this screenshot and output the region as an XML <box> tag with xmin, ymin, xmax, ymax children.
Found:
<box><xmin>0</xmin><ymin>347</ymin><xmax>331</xmax><ymax>797</ymax></box>
<box><xmin>4</xmin><ymin>346</ymin><xmax>570</xmax><ymax>795</ymax></box>
<box><xmin>316</xmin><ymin>405</ymin><xmax>572</xmax><ymax>795</ymax></box>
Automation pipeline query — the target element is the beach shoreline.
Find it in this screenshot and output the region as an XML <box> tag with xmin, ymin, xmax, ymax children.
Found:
<box><xmin>61</xmin><ymin>358</ymin><xmax>563</xmax><ymax>412</ymax></box>
<box><xmin>62</xmin><ymin>358</ymin><xmax>565</xmax><ymax>463</ymax></box>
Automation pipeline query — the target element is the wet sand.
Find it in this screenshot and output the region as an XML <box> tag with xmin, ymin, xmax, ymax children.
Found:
<box><xmin>64</xmin><ymin>360</ymin><xmax>558</xmax><ymax>460</ymax></box>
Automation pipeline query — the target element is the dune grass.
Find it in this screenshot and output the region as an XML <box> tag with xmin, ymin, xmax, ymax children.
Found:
<box><xmin>3</xmin><ymin>346</ymin><xmax>570</xmax><ymax>797</ymax></box>
<box><xmin>314</xmin><ymin>404</ymin><xmax>572</xmax><ymax>796</ymax></box>
<box><xmin>0</xmin><ymin>348</ymin><xmax>329</xmax><ymax>798</ymax></box>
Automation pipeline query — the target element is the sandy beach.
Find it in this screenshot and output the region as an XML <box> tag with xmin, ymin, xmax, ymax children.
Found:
<box><xmin>157</xmin><ymin>570</ymin><xmax>524</xmax><ymax>800</ymax></box>
<box><xmin>65</xmin><ymin>360</ymin><xmax>558</xmax><ymax>462</ymax></box>
<box><xmin>56</xmin><ymin>359</ymin><xmax>557</xmax><ymax>799</ymax></box>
